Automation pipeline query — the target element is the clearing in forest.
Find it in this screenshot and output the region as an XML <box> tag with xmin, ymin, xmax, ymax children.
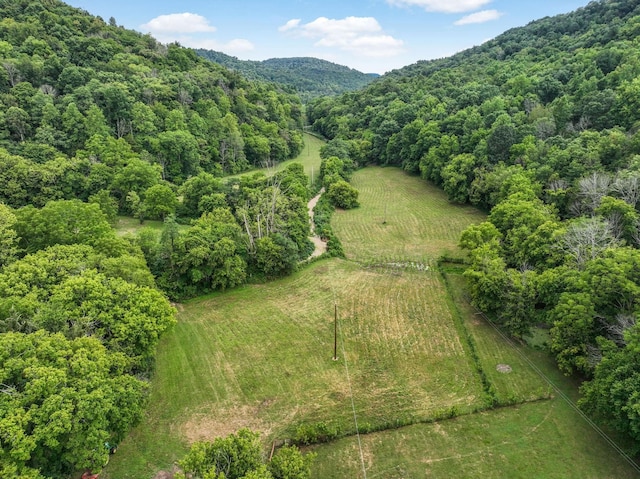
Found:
<box><xmin>104</xmin><ymin>167</ymin><xmax>639</xmax><ymax>479</ymax></box>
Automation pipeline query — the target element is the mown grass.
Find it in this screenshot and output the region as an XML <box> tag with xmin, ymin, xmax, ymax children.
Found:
<box><xmin>114</xmin><ymin>216</ymin><xmax>165</xmax><ymax>236</ymax></box>
<box><xmin>104</xmin><ymin>259</ymin><xmax>486</xmax><ymax>478</ymax></box>
<box><xmin>309</xmin><ymin>398</ymin><xmax>636</xmax><ymax>479</ymax></box>
<box><xmin>105</xmin><ymin>166</ymin><xmax>639</xmax><ymax>479</ymax></box>
<box><xmin>226</xmin><ymin>132</ymin><xmax>324</xmax><ymax>181</ymax></box>
<box><xmin>332</xmin><ymin>166</ymin><xmax>485</xmax><ymax>264</ymax></box>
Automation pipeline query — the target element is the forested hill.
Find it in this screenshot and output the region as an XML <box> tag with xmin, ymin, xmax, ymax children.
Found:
<box><xmin>195</xmin><ymin>49</ymin><xmax>378</xmax><ymax>102</ymax></box>
<box><xmin>0</xmin><ymin>0</ymin><xmax>305</xmax><ymax>182</ymax></box>
<box><xmin>0</xmin><ymin>1</ymin><xmax>316</xmax><ymax>476</ymax></box>
<box><xmin>309</xmin><ymin>0</ymin><xmax>640</xmax><ymax>451</ymax></box>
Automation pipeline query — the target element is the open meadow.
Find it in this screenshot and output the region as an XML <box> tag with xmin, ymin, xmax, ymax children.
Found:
<box><xmin>332</xmin><ymin>167</ymin><xmax>485</xmax><ymax>264</ymax></box>
<box><xmin>227</xmin><ymin>132</ymin><xmax>325</xmax><ymax>181</ymax></box>
<box><xmin>104</xmin><ymin>167</ymin><xmax>639</xmax><ymax>479</ymax></box>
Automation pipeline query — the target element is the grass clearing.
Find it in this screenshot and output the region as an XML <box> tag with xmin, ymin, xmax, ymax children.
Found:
<box><xmin>309</xmin><ymin>398</ymin><xmax>636</xmax><ymax>479</ymax></box>
<box><xmin>114</xmin><ymin>216</ymin><xmax>165</xmax><ymax>236</ymax></box>
<box><xmin>105</xmin><ymin>166</ymin><xmax>639</xmax><ymax>478</ymax></box>
<box><xmin>105</xmin><ymin>259</ymin><xmax>486</xmax><ymax>478</ymax></box>
<box><xmin>332</xmin><ymin>167</ymin><xmax>485</xmax><ymax>264</ymax></box>
<box><xmin>226</xmin><ymin>132</ymin><xmax>324</xmax><ymax>181</ymax></box>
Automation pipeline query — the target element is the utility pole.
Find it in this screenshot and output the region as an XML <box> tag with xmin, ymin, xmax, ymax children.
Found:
<box><xmin>333</xmin><ymin>303</ymin><xmax>338</xmax><ymax>361</ymax></box>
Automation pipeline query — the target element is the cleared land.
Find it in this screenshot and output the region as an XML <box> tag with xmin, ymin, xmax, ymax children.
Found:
<box><xmin>114</xmin><ymin>216</ymin><xmax>164</xmax><ymax>236</ymax></box>
<box><xmin>332</xmin><ymin>167</ymin><xmax>485</xmax><ymax>264</ymax></box>
<box><xmin>310</xmin><ymin>398</ymin><xmax>634</xmax><ymax>479</ymax></box>
<box><xmin>227</xmin><ymin>132</ymin><xmax>324</xmax><ymax>181</ymax></box>
<box><xmin>104</xmin><ymin>167</ymin><xmax>639</xmax><ymax>479</ymax></box>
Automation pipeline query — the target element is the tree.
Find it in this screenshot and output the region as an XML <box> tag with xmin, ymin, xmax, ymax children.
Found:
<box><xmin>14</xmin><ymin>200</ymin><xmax>114</xmax><ymax>254</ymax></box>
<box><xmin>463</xmin><ymin>242</ymin><xmax>509</xmax><ymax>316</ymax></box>
<box><xmin>176</xmin><ymin>429</ymin><xmax>313</xmax><ymax>479</ymax></box>
<box><xmin>579</xmin><ymin>328</ymin><xmax>640</xmax><ymax>443</ymax></box>
<box><xmin>0</xmin><ymin>203</ymin><xmax>19</xmax><ymax>267</ymax></box>
<box><xmin>88</xmin><ymin>189</ymin><xmax>118</xmax><ymax>224</ymax></box>
<box><xmin>560</xmin><ymin>217</ymin><xmax>619</xmax><ymax>269</ymax></box>
<box><xmin>178</xmin><ymin>172</ymin><xmax>221</xmax><ymax>218</ymax></box>
<box><xmin>577</xmin><ymin>172</ymin><xmax>612</xmax><ymax>214</ymax></box>
<box><xmin>156</xmin><ymin>130</ymin><xmax>201</xmax><ymax>183</ymax></box>
<box><xmin>327</xmin><ymin>180</ymin><xmax>359</xmax><ymax>209</ymax></box>
<box><xmin>177</xmin><ymin>429</ymin><xmax>263</xmax><ymax>479</ymax></box>
<box><xmin>268</xmin><ymin>446</ymin><xmax>315</xmax><ymax>479</ymax></box>
<box><xmin>499</xmin><ymin>268</ymin><xmax>539</xmax><ymax>338</ymax></box>
<box><xmin>488</xmin><ymin>194</ymin><xmax>557</xmax><ymax>267</ymax></box>
<box><xmin>110</xmin><ymin>159</ymin><xmax>162</xmax><ymax>212</ymax></box>
<box><xmin>459</xmin><ymin>221</ymin><xmax>502</xmax><ymax>252</ymax></box>
<box><xmin>441</xmin><ymin>153</ymin><xmax>477</xmax><ymax>203</ymax></box>
<box><xmin>254</xmin><ymin>233</ymin><xmax>298</xmax><ymax>279</ymax></box>
<box><xmin>550</xmin><ymin>292</ymin><xmax>598</xmax><ymax>374</ymax></box>
<box><xmin>596</xmin><ymin>196</ymin><xmax>638</xmax><ymax>244</ymax></box>
<box><xmin>142</xmin><ymin>184</ymin><xmax>178</xmax><ymax>220</ymax></box>
<box><xmin>4</xmin><ymin>106</ymin><xmax>30</xmax><ymax>141</ymax></box>
<box><xmin>164</xmin><ymin>208</ymin><xmax>247</xmax><ymax>297</ymax></box>
<box><xmin>0</xmin><ymin>331</ymin><xmax>148</xmax><ymax>478</ymax></box>
<box><xmin>34</xmin><ymin>269</ymin><xmax>176</xmax><ymax>365</ymax></box>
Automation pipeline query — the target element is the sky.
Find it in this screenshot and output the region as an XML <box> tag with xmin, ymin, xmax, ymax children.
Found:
<box><xmin>64</xmin><ymin>0</ymin><xmax>591</xmax><ymax>75</ymax></box>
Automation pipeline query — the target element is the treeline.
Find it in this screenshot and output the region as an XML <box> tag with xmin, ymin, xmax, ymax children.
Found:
<box><xmin>308</xmin><ymin>0</ymin><xmax>640</xmax><ymax>450</ymax></box>
<box><xmin>140</xmin><ymin>164</ymin><xmax>315</xmax><ymax>299</ymax></box>
<box><xmin>194</xmin><ymin>50</ymin><xmax>378</xmax><ymax>103</ymax></box>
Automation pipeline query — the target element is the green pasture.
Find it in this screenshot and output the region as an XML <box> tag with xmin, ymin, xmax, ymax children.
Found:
<box><xmin>309</xmin><ymin>397</ymin><xmax>635</xmax><ymax>479</ymax></box>
<box><xmin>226</xmin><ymin>132</ymin><xmax>324</xmax><ymax>182</ymax></box>
<box><xmin>104</xmin><ymin>259</ymin><xmax>489</xmax><ymax>478</ymax></box>
<box><xmin>332</xmin><ymin>166</ymin><xmax>485</xmax><ymax>264</ymax></box>
<box><xmin>104</xmin><ymin>167</ymin><xmax>639</xmax><ymax>479</ymax></box>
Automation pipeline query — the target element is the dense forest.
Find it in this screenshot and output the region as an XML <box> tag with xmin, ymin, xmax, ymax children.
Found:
<box><xmin>0</xmin><ymin>0</ymin><xmax>326</xmax><ymax>477</ymax></box>
<box><xmin>308</xmin><ymin>0</ymin><xmax>640</xmax><ymax>452</ymax></box>
<box><xmin>194</xmin><ymin>50</ymin><xmax>378</xmax><ymax>103</ymax></box>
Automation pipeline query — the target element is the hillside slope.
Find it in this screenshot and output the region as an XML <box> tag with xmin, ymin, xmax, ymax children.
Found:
<box><xmin>194</xmin><ymin>49</ymin><xmax>378</xmax><ymax>102</ymax></box>
<box><xmin>0</xmin><ymin>0</ymin><xmax>304</xmax><ymax>187</ymax></box>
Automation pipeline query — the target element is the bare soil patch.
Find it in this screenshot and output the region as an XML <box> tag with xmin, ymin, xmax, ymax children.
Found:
<box><xmin>180</xmin><ymin>404</ymin><xmax>270</xmax><ymax>444</ymax></box>
<box><xmin>496</xmin><ymin>364</ymin><xmax>512</xmax><ymax>373</ymax></box>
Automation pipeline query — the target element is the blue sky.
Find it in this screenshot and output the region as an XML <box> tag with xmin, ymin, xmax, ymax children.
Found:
<box><xmin>64</xmin><ymin>0</ymin><xmax>590</xmax><ymax>74</ymax></box>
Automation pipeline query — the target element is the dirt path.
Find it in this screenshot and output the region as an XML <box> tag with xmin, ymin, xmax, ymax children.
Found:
<box><xmin>307</xmin><ymin>188</ymin><xmax>327</xmax><ymax>258</ymax></box>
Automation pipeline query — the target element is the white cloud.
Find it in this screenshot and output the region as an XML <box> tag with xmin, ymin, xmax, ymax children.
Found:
<box><xmin>278</xmin><ymin>19</ymin><xmax>301</xmax><ymax>32</ymax></box>
<box><xmin>141</xmin><ymin>13</ymin><xmax>254</xmax><ymax>56</ymax></box>
<box><xmin>141</xmin><ymin>13</ymin><xmax>216</xmax><ymax>34</ymax></box>
<box><xmin>454</xmin><ymin>9</ymin><xmax>503</xmax><ymax>25</ymax></box>
<box><xmin>301</xmin><ymin>16</ymin><xmax>382</xmax><ymax>37</ymax></box>
<box><xmin>280</xmin><ymin>16</ymin><xmax>404</xmax><ymax>58</ymax></box>
<box><xmin>386</xmin><ymin>0</ymin><xmax>492</xmax><ymax>14</ymax></box>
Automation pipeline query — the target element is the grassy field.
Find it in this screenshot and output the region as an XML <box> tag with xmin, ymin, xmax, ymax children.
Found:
<box><xmin>226</xmin><ymin>132</ymin><xmax>324</xmax><ymax>181</ymax></box>
<box><xmin>309</xmin><ymin>397</ymin><xmax>635</xmax><ymax>479</ymax></box>
<box><xmin>104</xmin><ymin>259</ymin><xmax>489</xmax><ymax>478</ymax></box>
<box><xmin>332</xmin><ymin>167</ymin><xmax>485</xmax><ymax>264</ymax></box>
<box><xmin>104</xmin><ymin>167</ymin><xmax>639</xmax><ymax>479</ymax></box>
<box><xmin>114</xmin><ymin>216</ymin><xmax>165</xmax><ymax>236</ymax></box>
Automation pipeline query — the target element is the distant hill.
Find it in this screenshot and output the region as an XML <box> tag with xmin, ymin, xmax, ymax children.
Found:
<box><xmin>194</xmin><ymin>50</ymin><xmax>378</xmax><ymax>102</ymax></box>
